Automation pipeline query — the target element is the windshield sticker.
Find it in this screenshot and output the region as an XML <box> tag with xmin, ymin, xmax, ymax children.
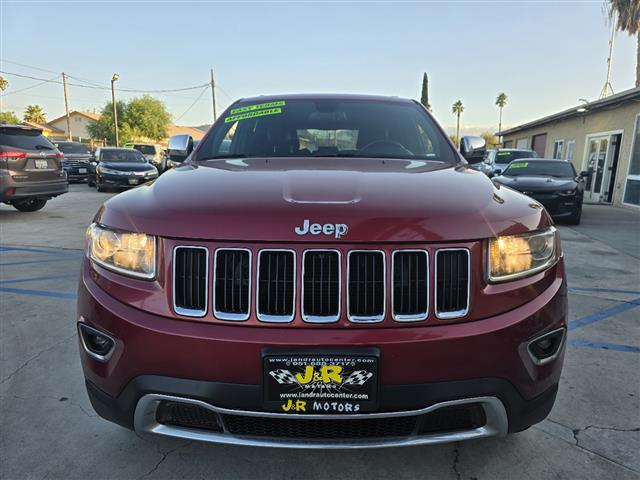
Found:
<box><xmin>229</xmin><ymin>101</ymin><xmax>286</xmax><ymax>115</ymax></box>
<box><xmin>497</xmin><ymin>151</ymin><xmax>512</xmax><ymax>156</ymax></box>
<box><xmin>509</xmin><ymin>162</ymin><xmax>528</xmax><ymax>169</ymax></box>
<box><xmin>225</xmin><ymin>107</ymin><xmax>283</xmax><ymax>123</ymax></box>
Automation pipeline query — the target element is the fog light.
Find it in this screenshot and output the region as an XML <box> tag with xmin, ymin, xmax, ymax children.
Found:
<box><xmin>78</xmin><ymin>323</ymin><xmax>116</xmax><ymax>361</ymax></box>
<box><xmin>527</xmin><ymin>328</ymin><xmax>565</xmax><ymax>365</ymax></box>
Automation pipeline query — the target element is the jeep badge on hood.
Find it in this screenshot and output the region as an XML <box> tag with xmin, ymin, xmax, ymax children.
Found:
<box><xmin>295</xmin><ymin>219</ymin><xmax>349</xmax><ymax>238</ymax></box>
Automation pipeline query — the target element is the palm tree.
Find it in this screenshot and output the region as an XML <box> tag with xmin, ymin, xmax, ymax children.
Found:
<box><xmin>606</xmin><ymin>0</ymin><xmax>640</xmax><ymax>87</ymax></box>
<box><xmin>496</xmin><ymin>92</ymin><xmax>507</xmax><ymax>138</ymax></box>
<box><xmin>451</xmin><ymin>100</ymin><xmax>464</xmax><ymax>147</ymax></box>
<box><xmin>23</xmin><ymin>105</ymin><xmax>46</xmax><ymax>124</ymax></box>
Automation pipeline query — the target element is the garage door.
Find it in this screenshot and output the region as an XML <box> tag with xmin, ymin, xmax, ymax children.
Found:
<box><xmin>531</xmin><ymin>133</ymin><xmax>547</xmax><ymax>157</ymax></box>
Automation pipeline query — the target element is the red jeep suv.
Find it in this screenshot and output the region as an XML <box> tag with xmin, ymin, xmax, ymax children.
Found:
<box><xmin>77</xmin><ymin>94</ymin><xmax>567</xmax><ymax>448</ymax></box>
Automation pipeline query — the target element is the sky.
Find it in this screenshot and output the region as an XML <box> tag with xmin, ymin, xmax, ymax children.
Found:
<box><xmin>0</xmin><ymin>1</ymin><xmax>637</xmax><ymax>135</ymax></box>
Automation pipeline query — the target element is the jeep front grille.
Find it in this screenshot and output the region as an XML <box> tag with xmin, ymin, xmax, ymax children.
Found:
<box><xmin>173</xmin><ymin>246</ymin><xmax>208</xmax><ymax>317</ymax></box>
<box><xmin>214</xmin><ymin>249</ymin><xmax>251</xmax><ymax>321</ymax></box>
<box><xmin>347</xmin><ymin>251</ymin><xmax>385</xmax><ymax>322</ymax></box>
<box><xmin>302</xmin><ymin>250</ymin><xmax>341</xmax><ymax>323</ymax></box>
<box><xmin>257</xmin><ymin>250</ymin><xmax>296</xmax><ymax>322</ymax></box>
<box><xmin>435</xmin><ymin>249</ymin><xmax>470</xmax><ymax>319</ymax></box>
<box><xmin>392</xmin><ymin>250</ymin><xmax>428</xmax><ymax>321</ymax></box>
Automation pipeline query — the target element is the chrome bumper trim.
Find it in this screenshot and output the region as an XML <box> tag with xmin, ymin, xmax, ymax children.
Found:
<box><xmin>134</xmin><ymin>394</ymin><xmax>508</xmax><ymax>449</ymax></box>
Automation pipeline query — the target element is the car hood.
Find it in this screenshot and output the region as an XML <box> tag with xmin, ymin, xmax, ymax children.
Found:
<box><xmin>494</xmin><ymin>175</ymin><xmax>577</xmax><ymax>192</ymax></box>
<box><xmin>97</xmin><ymin>157</ymin><xmax>551</xmax><ymax>242</ymax></box>
<box><xmin>99</xmin><ymin>161</ymin><xmax>154</xmax><ymax>172</ymax></box>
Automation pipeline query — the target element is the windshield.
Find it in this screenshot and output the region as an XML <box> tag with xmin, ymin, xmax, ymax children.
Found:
<box><xmin>134</xmin><ymin>145</ymin><xmax>156</xmax><ymax>155</ymax></box>
<box><xmin>495</xmin><ymin>150</ymin><xmax>536</xmax><ymax>164</ymax></box>
<box><xmin>503</xmin><ymin>160</ymin><xmax>576</xmax><ymax>177</ymax></box>
<box><xmin>196</xmin><ymin>99</ymin><xmax>456</xmax><ymax>163</ymax></box>
<box><xmin>100</xmin><ymin>149</ymin><xmax>146</xmax><ymax>163</ymax></box>
<box><xmin>0</xmin><ymin>128</ymin><xmax>55</xmax><ymax>151</ymax></box>
<box><xmin>56</xmin><ymin>142</ymin><xmax>90</xmax><ymax>154</ymax></box>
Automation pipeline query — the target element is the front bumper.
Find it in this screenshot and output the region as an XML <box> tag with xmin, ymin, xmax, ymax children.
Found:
<box><xmin>63</xmin><ymin>166</ymin><xmax>89</xmax><ymax>180</ymax></box>
<box><xmin>528</xmin><ymin>193</ymin><xmax>581</xmax><ymax>218</ymax></box>
<box><xmin>78</xmin><ymin>260</ymin><xmax>567</xmax><ymax>446</ymax></box>
<box><xmin>98</xmin><ymin>173</ymin><xmax>156</xmax><ymax>188</ymax></box>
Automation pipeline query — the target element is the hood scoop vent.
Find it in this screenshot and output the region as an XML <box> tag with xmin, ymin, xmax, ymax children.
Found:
<box><xmin>283</xmin><ymin>171</ymin><xmax>362</xmax><ymax>204</ymax></box>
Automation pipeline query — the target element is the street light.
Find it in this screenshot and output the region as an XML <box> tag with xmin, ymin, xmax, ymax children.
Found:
<box><xmin>111</xmin><ymin>73</ymin><xmax>120</xmax><ymax>147</ymax></box>
<box><xmin>577</xmin><ymin>98</ymin><xmax>589</xmax><ymax>113</ymax></box>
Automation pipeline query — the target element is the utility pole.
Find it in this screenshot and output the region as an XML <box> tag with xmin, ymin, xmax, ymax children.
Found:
<box><xmin>210</xmin><ymin>68</ymin><xmax>217</xmax><ymax>122</ymax></box>
<box><xmin>111</xmin><ymin>73</ymin><xmax>120</xmax><ymax>147</ymax></box>
<box><xmin>600</xmin><ymin>21</ymin><xmax>616</xmax><ymax>99</ymax></box>
<box><xmin>62</xmin><ymin>72</ymin><xmax>72</xmax><ymax>141</ymax></box>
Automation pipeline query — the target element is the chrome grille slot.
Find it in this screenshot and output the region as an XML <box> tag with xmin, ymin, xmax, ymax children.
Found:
<box><xmin>257</xmin><ymin>250</ymin><xmax>296</xmax><ymax>322</ymax></box>
<box><xmin>347</xmin><ymin>251</ymin><xmax>385</xmax><ymax>322</ymax></box>
<box><xmin>214</xmin><ymin>249</ymin><xmax>251</xmax><ymax>321</ymax></box>
<box><xmin>302</xmin><ymin>250</ymin><xmax>340</xmax><ymax>323</ymax></box>
<box><xmin>173</xmin><ymin>246</ymin><xmax>208</xmax><ymax>317</ymax></box>
<box><xmin>392</xmin><ymin>250</ymin><xmax>428</xmax><ymax>321</ymax></box>
<box><xmin>435</xmin><ymin>249</ymin><xmax>470</xmax><ymax>319</ymax></box>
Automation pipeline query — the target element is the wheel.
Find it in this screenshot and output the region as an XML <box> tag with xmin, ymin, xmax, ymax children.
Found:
<box><xmin>97</xmin><ymin>183</ymin><xmax>106</xmax><ymax>192</ymax></box>
<box><xmin>566</xmin><ymin>206</ymin><xmax>582</xmax><ymax>225</ymax></box>
<box><xmin>13</xmin><ymin>198</ymin><xmax>47</xmax><ymax>212</ymax></box>
<box><xmin>88</xmin><ymin>177</ymin><xmax>95</xmax><ymax>187</ymax></box>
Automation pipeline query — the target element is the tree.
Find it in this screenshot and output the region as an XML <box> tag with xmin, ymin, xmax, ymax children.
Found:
<box><xmin>0</xmin><ymin>76</ymin><xmax>8</xmax><ymax>91</ymax></box>
<box><xmin>451</xmin><ymin>100</ymin><xmax>464</xmax><ymax>148</ymax></box>
<box><xmin>606</xmin><ymin>0</ymin><xmax>640</xmax><ymax>87</ymax></box>
<box><xmin>88</xmin><ymin>96</ymin><xmax>171</xmax><ymax>145</ymax></box>
<box><xmin>420</xmin><ymin>73</ymin><xmax>431</xmax><ymax>111</ymax></box>
<box><xmin>0</xmin><ymin>111</ymin><xmax>19</xmax><ymax>124</ymax></box>
<box><xmin>481</xmin><ymin>132</ymin><xmax>500</xmax><ymax>148</ymax></box>
<box><xmin>495</xmin><ymin>92</ymin><xmax>507</xmax><ymax>138</ymax></box>
<box><xmin>23</xmin><ymin>105</ymin><xmax>46</xmax><ymax>124</ymax></box>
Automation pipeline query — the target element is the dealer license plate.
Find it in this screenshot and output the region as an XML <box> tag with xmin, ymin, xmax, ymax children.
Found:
<box><xmin>128</xmin><ymin>178</ymin><xmax>139</xmax><ymax>185</ymax></box>
<box><xmin>35</xmin><ymin>159</ymin><xmax>48</xmax><ymax>169</ymax></box>
<box><xmin>264</xmin><ymin>355</ymin><xmax>378</xmax><ymax>414</ymax></box>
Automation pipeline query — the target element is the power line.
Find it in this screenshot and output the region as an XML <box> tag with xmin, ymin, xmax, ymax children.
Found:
<box><xmin>1</xmin><ymin>74</ymin><xmax>60</xmax><ymax>96</ymax></box>
<box><xmin>174</xmin><ymin>86</ymin><xmax>210</xmax><ymax>122</ymax></box>
<box><xmin>0</xmin><ymin>70</ymin><xmax>210</xmax><ymax>93</ymax></box>
<box><xmin>0</xmin><ymin>59</ymin><xmax>60</xmax><ymax>75</ymax></box>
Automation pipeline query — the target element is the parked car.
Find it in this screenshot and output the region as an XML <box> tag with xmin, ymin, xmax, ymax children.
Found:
<box><xmin>492</xmin><ymin>158</ymin><xmax>588</xmax><ymax>224</ymax></box>
<box><xmin>89</xmin><ymin>147</ymin><xmax>158</xmax><ymax>192</ymax></box>
<box><xmin>126</xmin><ymin>143</ymin><xmax>166</xmax><ymax>172</ymax></box>
<box><xmin>478</xmin><ymin>148</ymin><xmax>538</xmax><ymax>177</ymax></box>
<box><xmin>0</xmin><ymin>124</ymin><xmax>68</xmax><ymax>212</ymax></box>
<box><xmin>54</xmin><ymin>141</ymin><xmax>93</xmax><ymax>182</ymax></box>
<box><xmin>78</xmin><ymin>94</ymin><xmax>566</xmax><ymax>448</ymax></box>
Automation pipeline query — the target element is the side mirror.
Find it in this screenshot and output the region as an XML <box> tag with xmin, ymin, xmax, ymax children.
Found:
<box><xmin>460</xmin><ymin>136</ymin><xmax>486</xmax><ymax>164</ymax></box>
<box><xmin>494</xmin><ymin>169</ymin><xmax>502</xmax><ymax>176</ymax></box>
<box><xmin>167</xmin><ymin>134</ymin><xmax>194</xmax><ymax>163</ymax></box>
<box><xmin>579</xmin><ymin>170</ymin><xmax>592</xmax><ymax>177</ymax></box>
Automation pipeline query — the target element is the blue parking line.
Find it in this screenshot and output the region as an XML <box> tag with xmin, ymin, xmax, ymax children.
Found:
<box><xmin>567</xmin><ymin>339</ymin><xmax>640</xmax><ymax>353</ymax></box>
<box><xmin>0</xmin><ymin>286</ymin><xmax>77</xmax><ymax>299</ymax></box>
<box><xmin>0</xmin><ymin>258</ymin><xmax>78</xmax><ymax>267</ymax></box>
<box><xmin>568</xmin><ymin>297</ymin><xmax>640</xmax><ymax>331</ymax></box>
<box><xmin>0</xmin><ymin>274</ymin><xmax>78</xmax><ymax>285</ymax></box>
<box><xmin>569</xmin><ymin>287</ymin><xmax>640</xmax><ymax>295</ymax></box>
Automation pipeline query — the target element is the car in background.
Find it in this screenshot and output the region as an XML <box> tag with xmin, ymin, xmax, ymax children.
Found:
<box><xmin>0</xmin><ymin>124</ymin><xmax>68</xmax><ymax>212</ymax></box>
<box><xmin>478</xmin><ymin>148</ymin><xmax>538</xmax><ymax>177</ymax></box>
<box><xmin>492</xmin><ymin>158</ymin><xmax>588</xmax><ymax>224</ymax></box>
<box><xmin>55</xmin><ymin>141</ymin><xmax>93</xmax><ymax>182</ymax></box>
<box><xmin>89</xmin><ymin>147</ymin><xmax>158</xmax><ymax>192</ymax></box>
<box><xmin>166</xmin><ymin>139</ymin><xmax>200</xmax><ymax>168</ymax></box>
<box><xmin>126</xmin><ymin>143</ymin><xmax>166</xmax><ymax>172</ymax></box>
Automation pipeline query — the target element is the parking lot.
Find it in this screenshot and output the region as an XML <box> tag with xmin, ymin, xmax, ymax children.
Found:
<box><xmin>1</xmin><ymin>184</ymin><xmax>639</xmax><ymax>480</ymax></box>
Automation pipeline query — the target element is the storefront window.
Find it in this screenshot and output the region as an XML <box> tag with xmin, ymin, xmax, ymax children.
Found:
<box><xmin>623</xmin><ymin>115</ymin><xmax>640</xmax><ymax>206</ymax></box>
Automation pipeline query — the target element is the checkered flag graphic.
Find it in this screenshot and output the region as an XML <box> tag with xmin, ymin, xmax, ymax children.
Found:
<box><xmin>269</xmin><ymin>369</ymin><xmax>298</xmax><ymax>385</ymax></box>
<box><xmin>343</xmin><ymin>370</ymin><xmax>373</xmax><ymax>386</ymax></box>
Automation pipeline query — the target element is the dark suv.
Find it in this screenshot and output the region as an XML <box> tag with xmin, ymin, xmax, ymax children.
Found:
<box><xmin>0</xmin><ymin>125</ymin><xmax>68</xmax><ymax>212</ymax></box>
<box><xmin>55</xmin><ymin>141</ymin><xmax>94</xmax><ymax>182</ymax></box>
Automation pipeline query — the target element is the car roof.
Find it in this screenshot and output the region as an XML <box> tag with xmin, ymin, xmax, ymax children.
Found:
<box><xmin>510</xmin><ymin>158</ymin><xmax>566</xmax><ymax>163</ymax></box>
<box><xmin>0</xmin><ymin>124</ymin><xmax>43</xmax><ymax>134</ymax></box>
<box><xmin>496</xmin><ymin>148</ymin><xmax>534</xmax><ymax>152</ymax></box>
<box><xmin>233</xmin><ymin>93</ymin><xmax>414</xmax><ymax>105</ymax></box>
<box><xmin>100</xmin><ymin>147</ymin><xmax>137</xmax><ymax>151</ymax></box>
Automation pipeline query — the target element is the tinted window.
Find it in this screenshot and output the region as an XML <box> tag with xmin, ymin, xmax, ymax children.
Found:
<box><xmin>0</xmin><ymin>128</ymin><xmax>55</xmax><ymax>151</ymax></box>
<box><xmin>56</xmin><ymin>142</ymin><xmax>90</xmax><ymax>154</ymax></box>
<box><xmin>134</xmin><ymin>145</ymin><xmax>156</xmax><ymax>155</ymax></box>
<box><xmin>503</xmin><ymin>161</ymin><xmax>576</xmax><ymax>177</ymax></box>
<box><xmin>100</xmin><ymin>149</ymin><xmax>146</xmax><ymax>163</ymax></box>
<box><xmin>197</xmin><ymin>99</ymin><xmax>456</xmax><ymax>164</ymax></box>
<box><xmin>495</xmin><ymin>150</ymin><xmax>536</xmax><ymax>164</ymax></box>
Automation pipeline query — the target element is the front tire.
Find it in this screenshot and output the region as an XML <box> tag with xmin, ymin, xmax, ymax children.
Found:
<box><xmin>13</xmin><ymin>198</ymin><xmax>47</xmax><ymax>212</ymax></box>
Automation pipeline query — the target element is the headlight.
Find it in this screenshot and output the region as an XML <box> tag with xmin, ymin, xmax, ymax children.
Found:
<box><xmin>97</xmin><ymin>166</ymin><xmax>123</xmax><ymax>175</ymax></box>
<box><xmin>559</xmin><ymin>189</ymin><xmax>577</xmax><ymax>195</ymax></box>
<box><xmin>86</xmin><ymin>223</ymin><xmax>156</xmax><ymax>279</ymax></box>
<box><xmin>488</xmin><ymin>227</ymin><xmax>558</xmax><ymax>282</ymax></box>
